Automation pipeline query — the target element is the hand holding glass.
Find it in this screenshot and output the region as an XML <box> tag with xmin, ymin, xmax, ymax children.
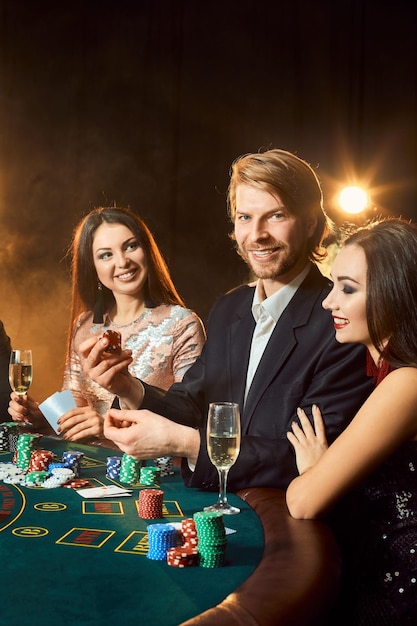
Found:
<box><xmin>204</xmin><ymin>402</ymin><xmax>241</xmax><ymax>515</ymax></box>
<box><xmin>9</xmin><ymin>349</ymin><xmax>33</xmax><ymax>425</ymax></box>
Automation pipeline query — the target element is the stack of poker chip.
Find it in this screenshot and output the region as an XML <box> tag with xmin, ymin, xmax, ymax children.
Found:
<box><xmin>181</xmin><ymin>518</ymin><xmax>198</xmax><ymax>549</ymax></box>
<box><xmin>0</xmin><ymin>462</ymin><xmax>26</xmax><ymax>484</ymax></box>
<box><xmin>62</xmin><ymin>450</ymin><xmax>84</xmax><ymax>477</ymax></box>
<box><xmin>153</xmin><ymin>456</ymin><xmax>175</xmax><ymax>477</ymax></box>
<box><xmin>193</xmin><ymin>511</ymin><xmax>227</xmax><ymax>568</ymax></box>
<box><xmin>62</xmin><ymin>478</ymin><xmax>90</xmax><ymax>489</ymax></box>
<box><xmin>7</xmin><ymin>422</ymin><xmax>20</xmax><ymax>453</ymax></box>
<box><xmin>119</xmin><ymin>453</ymin><xmax>141</xmax><ymax>485</ymax></box>
<box><xmin>167</xmin><ymin>545</ymin><xmax>199</xmax><ymax>568</ymax></box>
<box><xmin>146</xmin><ymin>523</ymin><xmax>177</xmax><ymax>560</ymax></box>
<box><xmin>41</xmin><ymin>467</ymin><xmax>75</xmax><ymax>489</ymax></box>
<box><xmin>140</xmin><ymin>465</ymin><xmax>160</xmax><ymax>486</ymax></box>
<box><xmin>138</xmin><ymin>488</ymin><xmax>164</xmax><ymax>519</ymax></box>
<box><xmin>48</xmin><ymin>462</ymin><xmax>68</xmax><ymax>472</ymax></box>
<box><xmin>0</xmin><ymin>440</ymin><xmax>89</xmax><ymax>489</ymax></box>
<box><xmin>25</xmin><ymin>471</ymin><xmax>50</xmax><ymax>486</ymax></box>
<box><xmin>0</xmin><ymin>424</ymin><xmax>9</xmax><ymax>451</ymax></box>
<box><xmin>28</xmin><ymin>449</ymin><xmax>56</xmax><ymax>472</ymax></box>
<box><xmin>15</xmin><ymin>433</ymin><xmax>41</xmax><ymax>470</ymax></box>
<box><xmin>106</xmin><ymin>456</ymin><xmax>122</xmax><ymax>480</ymax></box>
<box><xmin>0</xmin><ymin>422</ymin><xmax>19</xmax><ymax>451</ymax></box>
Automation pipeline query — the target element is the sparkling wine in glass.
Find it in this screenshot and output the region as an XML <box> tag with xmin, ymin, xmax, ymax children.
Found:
<box><xmin>9</xmin><ymin>349</ymin><xmax>33</xmax><ymax>425</ymax></box>
<box><xmin>204</xmin><ymin>401</ymin><xmax>241</xmax><ymax>515</ymax></box>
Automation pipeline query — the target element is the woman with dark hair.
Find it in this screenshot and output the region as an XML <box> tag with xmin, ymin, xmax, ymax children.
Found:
<box><xmin>0</xmin><ymin>320</ymin><xmax>12</xmax><ymax>422</ymax></box>
<box><xmin>286</xmin><ymin>218</ymin><xmax>417</xmax><ymax>624</ymax></box>
<box><xmin>9</xmin><ymin>207</ymin><xmax>205</xmax><ymax>442</ymax></box>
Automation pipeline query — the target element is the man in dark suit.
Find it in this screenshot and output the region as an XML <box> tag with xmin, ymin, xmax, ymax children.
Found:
<box><xmin>82</xmin><ymin>149</ymin><xmax>374</xmax><ymax>490</ymax></box>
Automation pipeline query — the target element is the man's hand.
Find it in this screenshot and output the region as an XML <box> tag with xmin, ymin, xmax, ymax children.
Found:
<box><xmin>104</xmin><ymin>408</ymin><xmax>200</xmax><ymax>465</ymax></box>
<box><xmin>79</xmin><ymin>335</ymin><xmax>143</xmax><ymax>408</ymax></box>
<box><xmin>287</xmin><ymin>405</ymin><xmax>328</xmax><ymax>475</ymax></box>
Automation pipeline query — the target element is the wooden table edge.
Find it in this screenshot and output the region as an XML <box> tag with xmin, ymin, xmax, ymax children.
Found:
<box><xmin>181</xmin><ymin>487</ymin><xmax>341</xmax><ymax>626</ymax></box>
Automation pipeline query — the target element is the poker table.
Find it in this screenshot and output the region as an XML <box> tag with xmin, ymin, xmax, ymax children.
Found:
<box><xmin>0</xmin><ymin>436</ymin><xmax>340</xmax><ymax>626</ymax></box>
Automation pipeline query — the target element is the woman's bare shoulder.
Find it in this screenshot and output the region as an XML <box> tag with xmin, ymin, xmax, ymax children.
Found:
<box><xmin>384</xmin><ymin>366</ymin><xmax>417</xmax><ymax>384</ymax></box>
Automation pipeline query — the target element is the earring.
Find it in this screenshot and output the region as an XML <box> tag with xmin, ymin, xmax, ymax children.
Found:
<box><xmin>93</xmin><ymin>281</ymin><xmax>104</xmax><ymax>324</ymax></box>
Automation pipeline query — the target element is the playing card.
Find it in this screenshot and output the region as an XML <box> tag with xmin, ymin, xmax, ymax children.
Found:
<box><xmin>39</xmin><ymin>390</ymin><xmax>77</xmax><ymax>434</ymax></box>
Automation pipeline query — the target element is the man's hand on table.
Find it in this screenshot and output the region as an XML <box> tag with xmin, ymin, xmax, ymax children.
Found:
<box><xmin>79</xmin><ymin>335</ymin><xmax>144</xmax><ymax>409</ymax></box>
<box><xmin>104</xmin><ymin>408</ymin><xmax>200</xmax><ymax>467</ymax></box>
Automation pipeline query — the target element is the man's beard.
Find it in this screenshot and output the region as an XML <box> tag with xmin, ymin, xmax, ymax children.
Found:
<box><xmin>237</xmin><ymin>242</ymin><xmax>302</xmax><ymax>281</ymax></box>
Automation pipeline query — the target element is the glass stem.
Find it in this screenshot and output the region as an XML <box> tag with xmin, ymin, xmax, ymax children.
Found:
<box><xmin>217</xmin><ymin>468</ymin><xmax>229</xmax><ymax>505</ymax></box>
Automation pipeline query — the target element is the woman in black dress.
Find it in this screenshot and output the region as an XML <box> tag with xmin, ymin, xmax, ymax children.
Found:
<box><xmin>286</xmin><ymin>218</ymin><xmax>417</xmax><ymax>625</ymax></box>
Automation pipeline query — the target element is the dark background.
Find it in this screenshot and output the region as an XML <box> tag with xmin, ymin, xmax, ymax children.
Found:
<box><xmin>1</xmin><ymin>0</ymin><xmax>416</xmax><ymax>400</ymax></box>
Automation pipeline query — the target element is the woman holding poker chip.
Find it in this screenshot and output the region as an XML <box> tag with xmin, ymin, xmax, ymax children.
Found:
<box><xmin>8</xmin><ymin>207</ymin><xmax>205</xmax><ymax>445</ymax></box>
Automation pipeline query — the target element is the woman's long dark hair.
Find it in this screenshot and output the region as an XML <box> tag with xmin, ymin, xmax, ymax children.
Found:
<box><xmin>345</xmin><ymin>218</ymin><xmax>417</xmax><ymax>368</ymax></box>
<box><xmin>66</xmin><ymin>206</ymin><xmax>184</xmax><ymax>357</ymax></box>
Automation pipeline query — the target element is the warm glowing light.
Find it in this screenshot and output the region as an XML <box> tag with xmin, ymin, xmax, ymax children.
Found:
<box><xmin>338</xmin><ymin>186</ymin><xmax>369</xmax><ymax>214</ymax></box>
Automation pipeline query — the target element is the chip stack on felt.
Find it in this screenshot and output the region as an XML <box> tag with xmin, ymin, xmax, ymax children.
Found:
<box><xmin>181</xmin><ymin>518</ymin><xmax>198</xmax><ymax>548</ymax></box>
<box><xmin>0</xmin><ymin>422</ymin><xmax>19</xmax><ymax>451</ymax></box>
<box><xmin>15</xmin><ymin>433</ymin><xmax>41</xmax><ymax>470</ymax></box>
<box><xmin>193</xmin><ymin>510</ymin><xmax>227</xmax><ymax>568</ymax></box>
<box><xmin>106</xmin><ymin>456</ymin><xmax>122</xmax><ymax>479</ymax></box>
<box><xmin>28</xmin><ymin>449</ymin><xmax>56</xmax><ymax>472</ymax></box>
<box><xmin>62</xmin><ymin>450</ymin><xmax>84</xmax><ymax>477</ymax></box>
<box><xmin>153</xmin><ymin>456</ymin><xmax>174</xmax><ymax>477</ymax></box>
<box><xmin>119</xmin><ymin>453</ymin><xmax>141</xmax><ymax>484</ymax></box>
<box><xmin>138</xmin><ymin>488</ymin><xmax>164</xmax><ymax>519</ymax></box>
<box><xmin>140</xmin><ymin>465</ymin><xmax>160</xmax><ymax>486</ymax></box>
<box><xmin>164</xmin><ymin>517</ymin><xmax>199</xmax><ymax>568</ymax></box>
<box><xmin>0</xmin><ymin>433</ymin><xmax>89</xmax><ymax>489</ymax></box>
<box><xmin>146</xmin><ymin>523</ymin><xmax>177</xmax><ymax>560</ymax></box>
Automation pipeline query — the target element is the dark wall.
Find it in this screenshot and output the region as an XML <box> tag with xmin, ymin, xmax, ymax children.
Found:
<box><xmin>1</xmin><ymin>0</ymin><xmax>416</xmax><ymax>400</ymax></box>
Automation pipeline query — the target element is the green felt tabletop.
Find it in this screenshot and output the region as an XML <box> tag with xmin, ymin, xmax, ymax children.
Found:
<box><xmin>0</xmin><ymin>436</ymin><xmax>264</xmax><ymax>626</ymax></box>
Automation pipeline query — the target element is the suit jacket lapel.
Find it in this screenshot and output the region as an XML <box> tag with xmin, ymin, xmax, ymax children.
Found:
<box><xmin>228</xmin><ymin>289</ymin><xmax>256</xmax><ymax>408</ymax></box>
<box><xmin>242</xmin><ymin>313</ymin><xmax>296</xmax><ymax>430</ymax></box>
<box><xmin>242</xmin><ymin>265</ymin><xmax>328</xmax><ymax>431</ymax></box>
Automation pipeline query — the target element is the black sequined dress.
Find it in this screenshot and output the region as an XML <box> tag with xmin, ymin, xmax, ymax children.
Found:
<box><xmin>334</xmin><ymin>441</ymin><xmax>417</xmax><ymax>625</ymax></box>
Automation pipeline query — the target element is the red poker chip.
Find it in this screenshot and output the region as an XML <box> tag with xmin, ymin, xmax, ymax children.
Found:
<box><xmin>167</xmin><ymin>546</ymin><xmax>199</xmax><ymax>568</ymax></box>
<box><xmin>183</xmin><ymin>537</ymin><xmax>197</xmax><ymax>543</ymax></box>
<box><xmin>138</xmin><ymin>489</ymin><xmax>164</xmax><ymax>519</ymax></box>
<box><xmin>63</xmin><ymin>479</ymin><xmax>90</xmax><ymax>489</ymax></box>
<box><xmin>182</xmin><ymin>518</ymin><xmax>196</xmax><ymax>527</ymax></box>
<box><xmin>101</xmin><ymin>329</ymin><xmax>122</xmax><ymax>353</ymax></box>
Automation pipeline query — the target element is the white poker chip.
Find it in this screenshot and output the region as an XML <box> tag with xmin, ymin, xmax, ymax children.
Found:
<box><xmin>0</xmin><ymin>462</ymin><xmax>17</xmax><ymax>470</ymax></box>
<box><xmin>0</xmin><ymin>463</ymin><xmax>24</xmax><ymax>480</ymax></box>
<box><xmin>41</xmin><ymin>477</ymin><xmax>68</xmax><ymax>488</ymax></box>
<box><xmin>0</xmin><ymin>463</ymin><xmax>26</xmax><ymax>480</ymax></box>
<box><xmin>4</xmin><ymin>475</ymin><xmax>27</xmax><ymax>485</ymax></box>
<box><xmin>51</xmin><ymin>468</ymin><xmax>75</xmax><ymax>477</ymax></box>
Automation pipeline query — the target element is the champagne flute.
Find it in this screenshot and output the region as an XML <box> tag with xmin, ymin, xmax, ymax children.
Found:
<box><xmin>204</xmin><ymin>401</ymin><xmax>241</xmax><ymax>515</ymax></box>
<box><xmin>9</xmin><ymin>349</ymin><xmax>33</xmax><ymax>426</ymax></box>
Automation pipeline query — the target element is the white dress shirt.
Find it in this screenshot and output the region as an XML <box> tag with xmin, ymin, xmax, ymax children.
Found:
<box><xmin>244</xmin><ymin>264</ymin><xmax>311</xmax><ymax>402</ymax></box>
